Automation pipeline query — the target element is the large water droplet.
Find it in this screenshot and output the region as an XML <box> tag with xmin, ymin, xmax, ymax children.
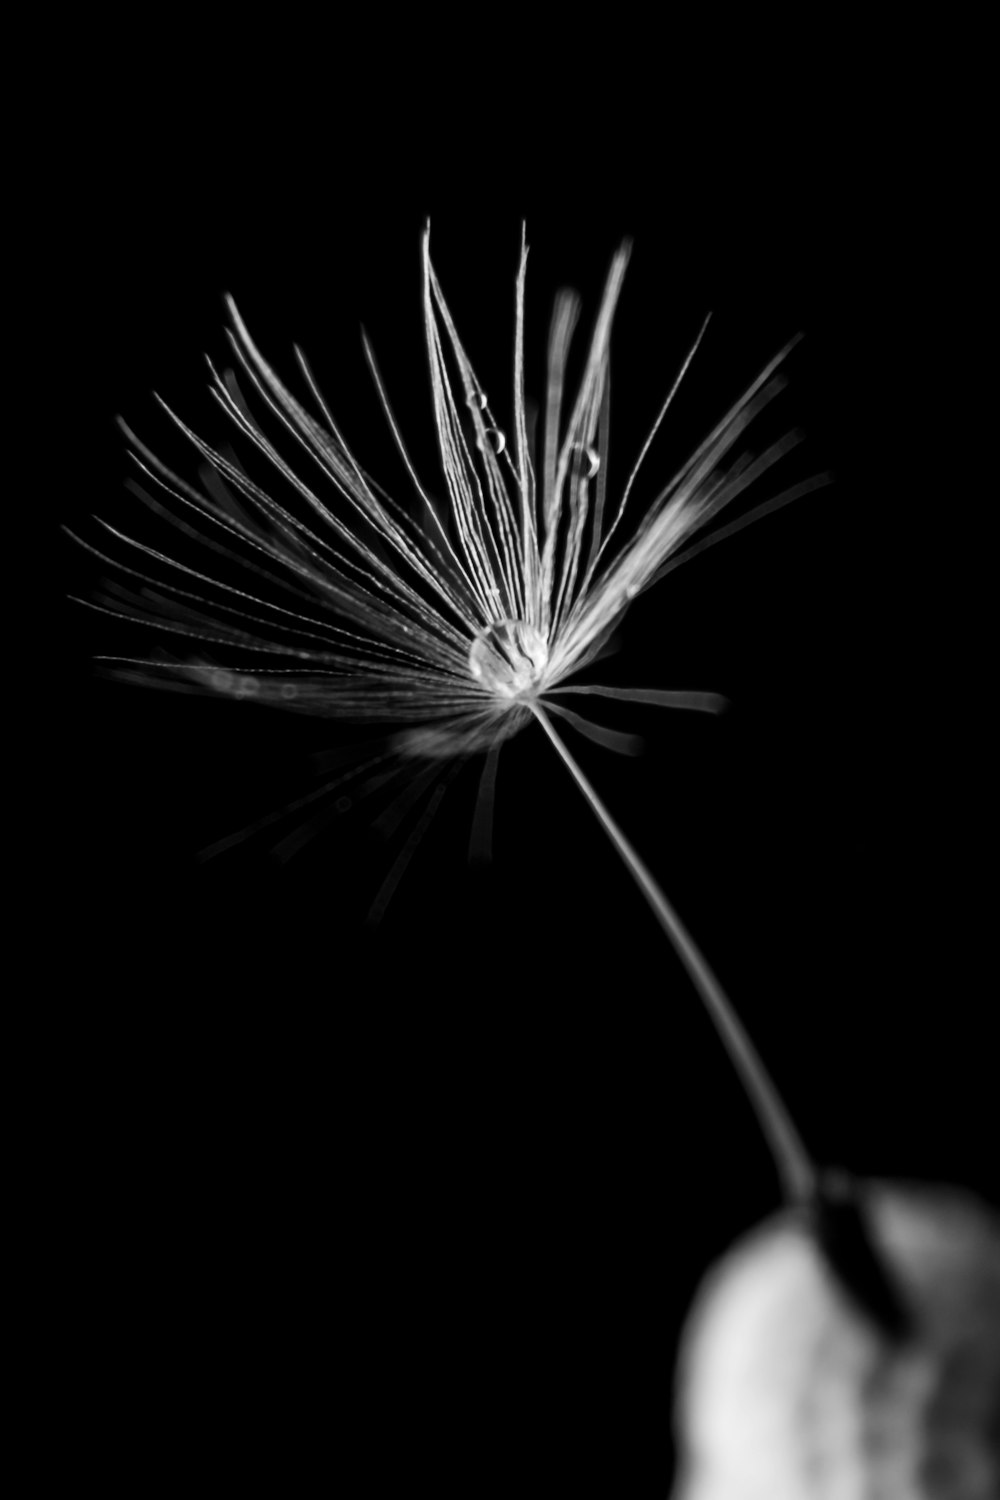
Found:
<box><xmin>468</xmin><ymin>619</ymin><xmax>548</xmax><ymax>697</ymax></box>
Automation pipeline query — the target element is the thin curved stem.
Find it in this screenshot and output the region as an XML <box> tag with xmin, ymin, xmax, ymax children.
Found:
<box><xmin>532</xmin><ymin>701</ymin><xmax>816</xmax><ymax>1207</ymax></box>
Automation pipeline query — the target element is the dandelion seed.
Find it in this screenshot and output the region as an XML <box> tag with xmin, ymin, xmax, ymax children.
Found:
<box><xmin>69</xmin><ymin>220</ymin><xmax>828</xmax><ymax>1184</ymax></box>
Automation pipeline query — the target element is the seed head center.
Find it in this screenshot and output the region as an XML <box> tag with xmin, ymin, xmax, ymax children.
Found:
<box><xmin>469</xmin><ymin>619</ymin><xmax>548</xmax><ymax>699</ymax></box>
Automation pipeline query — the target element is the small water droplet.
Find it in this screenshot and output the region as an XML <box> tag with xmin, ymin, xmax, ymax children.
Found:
<box><xmin>574</xmin><ymin>443</ymin><xmax>600</xmax><ymax>479</ymax></box>
<box><xmin>477</xmin><ymin>426</ymin><xmax>506</xmax><ymax>457</ymax></box>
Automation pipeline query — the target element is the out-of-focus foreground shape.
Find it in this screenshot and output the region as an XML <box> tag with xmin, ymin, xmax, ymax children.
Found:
<box><xmin>671</xmin><ymin>1182</ymin><xmax>1000</xmax><ymax>1500</ymax></box>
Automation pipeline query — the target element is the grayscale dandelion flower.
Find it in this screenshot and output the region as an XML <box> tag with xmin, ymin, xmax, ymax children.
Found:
<box><xmin>71</xmin><ymin>215</ymin><xmax>829</xmax><ymax>1202</ymax></box>
<box><xmin>74</xmin><ymin>223</ymin><xmax>830</xmax><ymax>1165</ymax></box>
<box><xmin>71</xmin><ymin>229</ymin><xmax>1000</xmax><ymax>1494</ymax></box>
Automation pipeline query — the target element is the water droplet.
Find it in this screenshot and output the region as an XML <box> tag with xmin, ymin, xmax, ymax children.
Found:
<box><xmin>574</xmin><ymin>443</ymin><xmax>600</xmax><ymax>479</ymax></box>
<box><xmin>477</xmin><ymin>426</ymin><xmax>506</xmax><ymax>457</ymax></box>
<box><xmin>468</xmin><ymin>619</ymin><xmax>547</xmax><ymax>697</ymax></box>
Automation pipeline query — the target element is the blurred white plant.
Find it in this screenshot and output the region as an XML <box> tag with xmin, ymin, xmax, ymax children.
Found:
<box><xmin>672</xmin><ymin>1178</ymin><xmax>1000</xmax><ymax>1500</ymax></box>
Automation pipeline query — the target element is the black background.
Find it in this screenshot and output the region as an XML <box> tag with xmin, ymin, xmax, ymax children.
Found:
<box><xmin>50</xmin><ymin>55</ymin><xmax>993</xmax><ymax>1497</ymax></box>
